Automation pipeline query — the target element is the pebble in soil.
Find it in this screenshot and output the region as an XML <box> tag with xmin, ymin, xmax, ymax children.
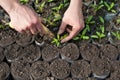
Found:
<box><xmin>0</xmin><ymin>27</ymin><xmax>16</xmax><ymax>47</ymax></box>
<box><xmin>0</xmin><ymin>47</ymin><xmax>4</xmax><ymax>63</ymax></box>
<box><xmin>11</xmin><ymin>60</ymin><xmax>32</xmax><ymax>80</ymax></box>
<box><xmin>20</xmin><ymin>44</ymin><xmax>41</xmax><ymax>63</ymax></box>
<box><xmin>42</xmin><ymin>44</ymin><xmax>59</xmax><ymax>62</ymax></box>
<box><xmin>100</xmin><ymin>44</ymin><xmax>119</xmax><ymax>60</ymax></box>
<box><xmin>90</xmin><ymin>57</ymin><xmax>111</xmax><ymax>79</ymax></box>
<box><xmin>30</xmin><ymin>61</ymin><xmax>50</xmax><ymax>80</ymax></box>
<box><xmin>60</xmin><ymin>43</ymin><xmax>80</xmax><ymax>63</ymax></box>
<box><xmin>16</xmin><ymin>33</ymin><xmax>34</xmax><ymax>47</ymax></box>
<box><xmin>50</xmin><ymin>59</ymin><xmax>70</xmax><ymax>79</ymax></box>
<box><xmin>0</xmin><ymin>62</ymin><xmax>10</xmax><ymax>80</ymax></box>
<box><xmin>79</xmin><ymin>43</ymin><xmax>99</xmax><ymax>61</ymax></box>
<box><xmin>5</xmin><ymin>43</ymin><xmax>25</xmax><ymax>62</ymax></box>
<box><xmin>71</xmin><ymin>60</ymin><xmax>91</xmax><ymax>79</ymax></box>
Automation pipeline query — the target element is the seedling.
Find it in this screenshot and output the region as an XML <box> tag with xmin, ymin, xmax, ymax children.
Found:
<box><xmin>112</xmin><ymin>31</ymin><xmax>120</xmax><ymax>40</ymax></box>
<box><xmin>104</xmin><ymin>2</ymin><xmax>116</xmax><ymax>13</ymax></box>
<box><xmin>51</xmin><ymin>34</ymin><xmax>68</xmax><ymax>47</ymax></box>
<box><xmin>51</xmin><ymin>34</ymin><xmax>61</xmax><ymax>47</ymax></box>
<box><xmin>36</xmin><ymin>1</ymin><xmax>46</xmax><ymax>13</ymax></box>
<box><xmin>91</xmin><ymin>0</ymin><xmax>104</xmax><ymax>12</ymax></box>
<box><xmin>91</xmin><ymin>25</ymin><xmax>105</xmax><ymax>39</ymax></box>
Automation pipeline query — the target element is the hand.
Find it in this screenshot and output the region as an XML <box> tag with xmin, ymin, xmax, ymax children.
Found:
<box><xmin>9</xmin><ymin>4</ymin><xmax>43</xmax><ymax>34</ymax></box>
<box><xmin>58</xmin><ymin>5</ymin><xmax>84</xmax><ymax>43</ymax></box>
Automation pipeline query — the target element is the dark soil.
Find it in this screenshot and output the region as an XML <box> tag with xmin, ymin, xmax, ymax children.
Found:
<box><xmin>11</xmin><ymin>60</ymin><xmax>32</xmax><ymax>80</ymax></box>
<box><xmin>42</xmin><ymin>44</ymin><xmax>59</xmax><ymax>62</ymax></box>
<box><xmin>50</xmin><ymin>59</ymin><xmax>70</xmax><ymax>79</ymax></box>
<box><xmin>100</xmin><ymin>44</ymin><xmax>119</xmax><ymax>60</ymax></box>
<box><xmin>65</xmin><ymin>77</ymin><xmax>77</xmax><ymax>80</ymax></box>
<box><xmin>79</xmin><ymin>43</ymin><xmax>99</xmax><ymax>61</ymax></box>
<box><xmin>16</xmin><ymin>33</ymin><xmax>34</xmax><ymax>47</ymax></box>
<box><xmin>60</xmin><ymin>43</ymin><xmax>80</xmax><ymax>62</ymax></box>
<box><xmin>106</xmin><ymin>71</ymin><xmax>120</xmax><ymax>80</ymax></box>
<box><xmin>30</xmin><ymin>61</ymin><xmax>50</xmax><ymax>80</ymax></box>
<box><xmin>0</xmin><ymin>27</ymin><xmax>16</xmax><ymax>47</ymax></box>
<box><xmin>5</xmin><ymin>43</ymin><xmax>25</xmax><ymax>62</ymax></box>
<box><xmin>82</xmin><ymin>77</ymin><xmax>96</xmax><ymax>80</ymax></box>
<box><xmin>90</xmin><ymin>58</ymin><xmax>111</xmax><ymax>79</ymax></box>
<box><xmin>20</xmin><ymin>44</ymin><xmax>41</xmax><ymax>63</ymax></box>
<box><xmin>0</xmin><ymin>62</ymin><xmax>10</xmax><ymax>80</ymax></box>
<box><xmin>71</xmin><ymin>60</ymin><xmax>91</xmax><ymax>79</ymax></box>
<box><xmin>43</xmin><ymin>77</ymin><xmax>57</xmax><ymax>80</ymax></box>
<box><xmin>110</xmin><ymin>61</ymin><xmax>120</xmax><ymax>73</ymax></box>
<box><xmin>0</xmin><ymin>47</ymin><xmax>4</xmax><ymax>63</ymax></box>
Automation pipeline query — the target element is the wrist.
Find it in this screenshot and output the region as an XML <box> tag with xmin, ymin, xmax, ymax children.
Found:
<box><xmin>69</xmin><ymin>0</ymin><xmax>82</xmax><ymax>11</ymax></box>
<box><xmin>0</xmin><ymin>0</ymin><xmax>21</xmax><ymax>13</ymax></box>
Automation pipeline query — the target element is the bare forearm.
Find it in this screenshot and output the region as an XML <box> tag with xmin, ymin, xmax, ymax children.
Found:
<box><xmin>0</xmin><ymin>0</ymin><xmax>20</xmax><ymax>13</ymax></box>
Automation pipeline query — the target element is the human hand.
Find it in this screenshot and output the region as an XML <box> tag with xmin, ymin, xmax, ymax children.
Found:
<box><xmin>9</xmin><ymin>4</ymin><xmax>43</xmax><ymax>34</ymax></box>
<box><xmin>58</xmin><ymin>1</ymin><xmax>84</xmax><ymax>43</ymax></box>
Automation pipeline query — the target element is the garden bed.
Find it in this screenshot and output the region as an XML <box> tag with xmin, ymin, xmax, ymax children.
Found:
<box><xmin>0</xmin><ymin>0</ymin><xmax>120</xmax><ymax>80</ymax></box>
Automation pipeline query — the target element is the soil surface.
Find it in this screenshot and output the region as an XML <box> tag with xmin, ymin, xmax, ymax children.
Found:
<box><xmin>90</xmin><ymin>58</ymin><xmax>111</xmax><ymax>79</ymax></box>
<box><xmin>0</xmin><ymin>27</ymin><xmax>16</xmax><ymax>47</ymax></box>
<box><xmin>0</xmin><ymin>62</ymin><xmax>10</xmax><ymax>80</ymax></box>
<box><xmin>50</xmin><ymin>59</ymin><xmax>70</xmax><ymax>79</ymax></box>
<box><xmin>0</xmin><ymin>47</ymin><xmax>4</xmax><ymax>63</ymax></box>
<box><xmin>30</xmin><ymin>61</ymin><xmax>50</xmax><ymax>80</ymax></box>
<box><xmin>79</xmin><ymin>43</ymin><xmax>99</xmax><ymax>61</ymax></box>
<box><xmin>60</xmin><ymin>43</ymin><xmax>80</xmax><ymax>62</ymax></box>
<box><xmin>100</xmin><ymin>44</ymin><xmax>119</xmax><ymax>60</ymax></box>
<box><xmin>11</xmin><ymin>60</ymin><xmax>31</xmax><ymax>80</ymax></box>
<box><xmin>42</xmin><ymin>44</ymin><xmax>59</xmax><ymax>62</ymax></box>
<box><xmin>71</xmin><ymin>60</ymin><xmax>91</xmax><ymax>79</ymax></box>
<box><xmin>5</xmin><ymin>43</ymin><xmax>24</xmax><ymax>62</ymax></box>
<box><xmin>16</xmin><ymin>33</ymin><xmax>34</xmax><ymax>47</ymax></box>
<box><xmin>20</xmin><ymin>44</ymin><xmax>41</xmax><ymax>63</ymax></box>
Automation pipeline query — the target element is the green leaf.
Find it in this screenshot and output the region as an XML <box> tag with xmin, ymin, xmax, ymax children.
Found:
<box><xmin>91</xmin><ymin>35</ymin><xmax>99</xmax><ymax>39</ymax></box>
<box><xmin>82</xmin><ymin>36</ymin><xmax>89</xmax><ymax>40</ymax></box>
<box><xmin>99</xmin><ymin>16</ymin><xmax>104</xmax><ymax>24</ymax></box>
<box><xmin>86</xmin><ymin>15</ymin><xmax>93</xmax><ymax>24</ymax></box>
<box><xmin>73</xmin><ymin>37</ymin><xmax>80</xmax><ymax>40</ymax></box>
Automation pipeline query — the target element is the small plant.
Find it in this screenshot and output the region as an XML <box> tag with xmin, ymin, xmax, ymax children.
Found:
<box><xmin>51</xmin><ymin>34</ymin><xmax>68</xmax><ymax>47</ymax></box>
<box><xmin>51</xmin><ymin>34</ymin><xmax>61</xmax><ymax>47</ymax></box>
<box><xmin>36</xmin><ymin>1</ymin><xmax>46</xmax><ymax>13</ymax></box>
<box><xmin>104</xmin><ymin>2</ymin><xmax>116</xmax><ymax>13</ymax></box>
<box><xmin>91</xmin><ymin>25</ymin><xmax>105</xmax><ymax>39</ymax></box>
<box><xmin>91</xmin><ymin>0</ymin><xmax>104</xmax><ymax>12</ymax></box>
<box><xmin>112</xmin><ymin>31</ymin><xmax>120</xmax><ymax>40</ymax></box>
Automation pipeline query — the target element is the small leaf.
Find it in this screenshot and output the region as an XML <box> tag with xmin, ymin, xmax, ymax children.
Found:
<box><xmin>91</xmin><ymin>35</ymin><xmax>99</xmax><ymax>39</ymax></box>
<box><xmin>99</xmin><ymin>16</ymin><xmax>104</xmax><ymax>24</ymax></box>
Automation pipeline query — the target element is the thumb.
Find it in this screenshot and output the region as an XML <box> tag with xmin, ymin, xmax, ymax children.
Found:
<box><xmin>58</xmin><ymin>22</ymin><xmax>67</xmax><ymax>35</ymax></box>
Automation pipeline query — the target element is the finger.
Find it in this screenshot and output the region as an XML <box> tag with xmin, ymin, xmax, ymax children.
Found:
<box><xmin>66</xmin><ymin>28</ymin><xmax>71</xmax><ymax>33</ymax></box>
<box><xmin>36</xmin><ymin>24</ymin><xmax>44</xmax><ymax>36</ymax></box>
<box><xmin>61</xmin><ymin>27</ymin><xmax>80</xmax><ymax>43</ymax></box>
<box><xmin>58</xmin><ymin>22</ymin><xmax>67</xmax><ymax>35</ymax></box>
<box><xmin>25</xmin><ymin>27</ymin><xmax>31</xmax><ymax>34</ymax></box>
<box><xmin>30</xmin><ymin>26</ymin><xmax>38</xmax><ymax>34</ymax></box>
